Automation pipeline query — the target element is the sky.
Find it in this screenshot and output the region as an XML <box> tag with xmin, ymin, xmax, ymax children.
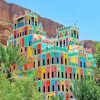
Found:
<box><xmin>7</xmin><ymin>0</ymin><xmax>100</xmax><ymax>41</ymax></box>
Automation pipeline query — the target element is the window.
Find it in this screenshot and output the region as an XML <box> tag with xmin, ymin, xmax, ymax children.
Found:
<box><xmin>57</xmin><ymin>57</ymin><xmax>59</xmax><ymax>63</ymax></box>
<box><xmin>43</xmin><ymin>59</ymin><xmax>45</xmax><ymax>66</ymax></box>
<box><xmin>33</xmin><ymin>61</ymin><xmax>35</xmax><ymax>68</ymax></box>
<box><xmin>34</xmin><ymin>49</ymin><xmax>36</xmax><ymax>55</ymax></box>
<box><xmin>58</xmin><ymin>71</ymin><xmax>60</xmax><ymax>78</ymax></box>
<box><xmin>29</xmin><ymin>41</ymin><xmax>31</xmax><ymax>46</ymax></box>
<box><xmin>38</xmin><ymin>87</ymin><xmax>41</xmax><ymax>92</ymax></box>
<box><xmin>43</xmin><ymin>73</ymin><xmax>45</xmax><ymax>79</ymax></box>
<box><xmin>29</xmin><ymin>19</ymin><xmax>31</xmax><ymax>24</ymax></box>
<box><xmin>70</xmin><ymin>73</ymin><xmax>72</xmax><ymax>79</ymax></box>
<box><xmin>62</xmin><ymin>85</ymin><xmax>64</xmax><ymax>91</ymax></box>
<box><xmin>84</xmin><ymin>62</ymin><xmax>86</xmax><ymax>68</ymax></box>
<box><xmin>38</xmin><ymin>60</ymin><xmax>40</xmax><ymax>67</ymax></box>
<box><xmin>63</xmin><ymin>40</ymin><xmax>65</xmax><ymax>47</ymax></box>
<box><xmin>71</xmin><ymin>33</ymin><xmax>73</xmax><ymax>37</ymax></box>
<box><xmin>48</xmin><ymin>86</ymin><xmax>50</xmax><ymax>92</ymax></box>
<box><xmin>25</xmin><ymin>30</ymin><xmax>27</xmax><ymax>35</ymax></box>
<box><xmin>73</xmin><ymin>73</ymin><xmax>75</xmax><ymax>79</ymax></box>
<box><xmin>38</xmin><ymin>49</ymin><xmax>41</xmax><ymax>54</ymax></box>
<box><xmin>52</xmin><ymin>85</ymin><xmax>54</xmax><ymax>91</ymax></box>
<box><xmin>65</xmin><ymin>58</ymin><xmax>67</xmax><ymax>65</ymax></box>
<box><xmin>60</xmin><ymin>41</ymin><xmax>62</xmax><ymax>47</ymax></box>
<box><xmin>56</xmin><ymin>42</ymin><xmax>58</xmax><ymax>46</ymax></box>
<box><xmin>47</xmin><ymin>72</ymin><xmax>50</xmax><ymax>78</ymax></box>
<box><xmin>80</xmin><ymin>61</ymin><xmax>82</xmax><ymax>67</ymax></box>
<box><xmin>52</xmin><ymin>57</ymin><xmax>54</xmax><ymax>64</ymax></box>
<box><xmin>21</xmin><ymin>49</ymin><xmax>23</xmax><ymax>52</ymax></box>
<box><xmin>58</xmin><ymin>85</ymin><xmax>60</xmax><ymax>91</ymax></box>
<box><xmin>20</xmin><ymin>32</ymin><xmax>21</xmax><ymax>37</ymax></box>
<box><xmin>62</xmin><ymin>72</ymin><xmax>64</xmax><ymax>78</ymax></box>
<box><xmin>25</xmin><ymin>47</ymin><xmax>27</xmax><ymax>52</ymax></box>
<box><xmin>15</xmin><ymin>24</ymin><xmax>16</xmax><ymax>28</ymax></box>
<box><xmin>52</xmin><ymin>72</ymin><xmax>54</xmax><ymax>78</ymax></box>
<box><xmin>47</xmin><ymin>59</ymin><xmax>50</xmax><ymax>65</ymax></box>
<box><xmin>65</xmin><ymin>72</ymin><xmax>67</xmax><ymax>78</ymax></box>
<box><xmin>77</xmin><ymin>74</ymin><xmax>79</xmax><ymax>80</ymax></box>
<box><xmin>61</xmin><ymin>57</ymin><xmax>63</xmax><ymax>64</ymax></box>
<box><xmin>35</xmin><ymin>21</ymin><xmax>37</xmax><ymax>26</ymax></box>
<box><xmin>66</xmin><ymin>86</ymin><xmax>68</xmax><ymax>92</ymax></box>
<box><xmin>43</xmin><ymin>86</ymin><xmax>45</xmax><ymax>92</ymax></box>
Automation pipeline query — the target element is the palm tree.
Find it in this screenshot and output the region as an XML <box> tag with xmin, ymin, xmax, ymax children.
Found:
<box><xmin>0</xmin><ymin>45</ymin><xmax>28</xmax><ymax>79</ymax></box>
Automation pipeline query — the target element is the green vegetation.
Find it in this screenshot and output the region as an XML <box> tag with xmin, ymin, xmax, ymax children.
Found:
<box><xmin>72</xmin><ymin>80</ymin><xmax>100</xmax><ymax>100</ymax></box>
<box><xmin>0</xmin><ymin>45</ymin><xmax>27</xmax><ymax>78</ymax></box>
<box><xmin>0</xmin><ymin>73</ymin><xmax>43</xmax><ymax>100</ymax></box>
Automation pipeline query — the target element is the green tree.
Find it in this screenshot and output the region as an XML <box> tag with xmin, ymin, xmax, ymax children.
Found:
<box><xmin>72</xmin><ymin>80</ymin><xmax>100</xmax><ymax>100</ymax></box>
<box><xmin>0</xmin><ymin>74</ymin><xmax>44</xmax><ymax>100</ymax></box>
<box><xmin>0</xmin><ymin>45</ymin><xmax>28</xmax><ymax>79</ymax></box>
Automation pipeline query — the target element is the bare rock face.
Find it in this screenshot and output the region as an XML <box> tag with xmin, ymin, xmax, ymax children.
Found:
<box><xmin>81</xmin><ymin>40</ymin><xmax>98</xmax><ymax>54</ymax></box>
<box><xmin>0</xmin><ymin>0</ymin><xmax>63</xmax><ymax>45</ymax></box>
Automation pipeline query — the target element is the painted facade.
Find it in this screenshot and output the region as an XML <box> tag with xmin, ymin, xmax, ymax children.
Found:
<box><xmin>7</xmin><ymin>11</ymin><xmax>96</xmax><ymax>100</ymax></box>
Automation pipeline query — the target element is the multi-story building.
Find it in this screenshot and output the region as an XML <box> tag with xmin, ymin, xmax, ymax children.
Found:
<box><xmin>7</xmin><ymin>11</ymin><xmax>96</xmax><ymax>100</ymax></box>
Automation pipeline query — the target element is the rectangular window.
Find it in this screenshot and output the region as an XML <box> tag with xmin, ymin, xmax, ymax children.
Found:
<box><xmin>48</xmin><ymin>86</ymin><xmax>50</xmax><ymax>92</ymax></box>
<box><xmin>77</xmin><ymin>74</ymin><xmax>79</xmax><ymax>80</ymax></box>
<box><xmin>65</xmin><ymin>58</ymin><xmax>67</xmax><ymax>65</ymax></box>
<box><xmin>62</xmin><ymin>85</ymin><xmax>64</xmax><ymax>91</ymax></box>
<box><xmin>58</xmin><ymin>71</ymin><xmax>60</xmax><ymax>78</ymax></box>
<box><xmin>43</xmin><ymin>73</ymin><xmax>45</xmax><ymax>79</ymax></box>
<box><xmin>56</xmin><ymin>42</ymin><xmax>58</xmax><ymax>46</ymax></box>
<box><xmin>47</xmin><ymin>59</ymin><xmax>50</xmax><ymax>65</ymax></box>
<box><xmin>62</xmin><ymin>72</ymin><xmax>64</xmax><ymax>78</ymax></box>
<box><xmin>34</xmin><ymin>49</ymin><xmax>36</xmax><ymax>55</ymax></box>
<box><xmin>52</xmin><ymin>58</ymin><xmax>54</xmax><ymax>64</ymax></box>
<box><xmin>38</xmin><ymin>49</ymin><xmax>40</xmax><ymax>54</ymax></box>
<box><xmin>57</xmin><ymin>57</ymin><xmax>59</xmax><ymax>63</ymax></box>
<box><xmin>52</xmin><ymin>85</ymin><xmax>54</xmax><ymax>91</ymax></box>
<box><xmin>43</xmin><ymin>86</ymin><xmax>45</xmax><ymax>92</ymax></box>
<box><xmin>38</xmin><ymin>87</ymin><xmax>41</xmax><ymax>92</ymax></box>
<box><xmin>33</xmin><ymin>61</ymin><xmax>35</xmax><ymax>68</ymax></box>
<box><xmin>52</xmin><ymin>72</ymin><xmax>54</xmax><ymax>78</ymax></box>
<box><xmin>58</xmin><ymin>85</ymin><xmax>60</xmax><ymax>91</ymax></box>
<box><xmin>73</xmin><ymin>73</ymin><xmax>75</xmax><ymax>79</ymax></box>
<box><xmin>70</xmin><ymin>73</ymin><xmax>72</xmax><ymax>79</ymax></box>
<box><xmin>47</xmin><ymin>72</ymin><xmax>50</xmax><ymax>78</ymax></box>
<box><xmin>65</xmin><ymin>72</ymin><xmax>67</xmax><ymax>78</ymax></box>
<box><xmin>61</xmin><ymin>57</ymin><xmax>63</xmax><ymax>64</ymax></box>
<box><xmin>43</xmin><ymin>59</ymin><xmax>45</xmax><ymax>66</ymax></box>
<box><xmin>38</xmin><ymin>60</ymin><xmax>40</xmax><ymax>67</ymax></box>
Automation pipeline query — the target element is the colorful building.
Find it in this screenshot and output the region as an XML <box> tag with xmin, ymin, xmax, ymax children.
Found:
<box><xmin>7</xmin><ymin>10</ymin><xmax>96</xmax><ymax>100</ymax></box>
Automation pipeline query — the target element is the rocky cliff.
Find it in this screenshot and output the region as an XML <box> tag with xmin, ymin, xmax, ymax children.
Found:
<box><xmin>0</xmin><ymin>0</ymin><xmax>63</xmax><ymax>44</ymax></box>
<box><xmin>0</xmin><ymin>0</ymin><xmax>98</xmax><ymax>54</ymax></box>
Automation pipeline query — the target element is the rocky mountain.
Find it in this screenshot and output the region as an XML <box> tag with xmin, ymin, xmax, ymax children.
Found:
<box><xmin>0</xmin><ymin>0</ymin><xmax>98</xmax><ymax>54</ymax></box>
<box><xmin>0</xmin><ymin>0</ymin><xmax>63</xmax><ymax>45</ymax></box>
<box><xmin>81</xmin><ymin>40</ymin><xmax>99</xmax><ymax>54</ymax></box>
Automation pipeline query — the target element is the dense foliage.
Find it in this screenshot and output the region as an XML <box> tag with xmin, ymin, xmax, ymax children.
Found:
<box><xmin>0</xmin><ymin>45</ymin><xmax>28</xmax><ymax>78</ymax></box>
<box><xmin>0</xmin><ymin>74</ymin><xmax>43</xmax><ymax>100</ymax></box>
<box><xmin>72</xmin><ymin>80</ymin><xmax>100</xmax><ymax>100</ymax></box>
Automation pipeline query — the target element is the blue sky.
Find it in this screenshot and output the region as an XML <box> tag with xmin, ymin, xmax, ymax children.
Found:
<box><xmin>7</xmin><ymin>0</ymin><xmax>100</xmax><ymax>41</ymax></box>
